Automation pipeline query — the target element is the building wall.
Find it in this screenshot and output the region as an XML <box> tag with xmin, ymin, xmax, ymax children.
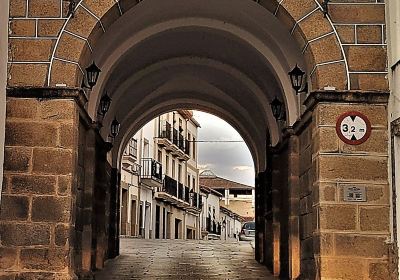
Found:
<box><xmin>0</xmin><ymin>0</ymin><xmax>8</xmax><ymax>201</ymax></box>
<box><xmin>220</xmin><ymin>211</ymin><xmax>242</xmax><ymax>241</ymax></box>
<box><xmin>222</xmin><ymin>200</ymin><xmax>254</xmax><ymax>220</ymax></box>
<box><xmin>386</xmin><ymin>3</ymin><xmax>400</xmax><ymax>277</ymax></box>
<box><xmin>120</xmin><ymin>110</ymin><xmax>201</xmax><ymax>240</ymax></box>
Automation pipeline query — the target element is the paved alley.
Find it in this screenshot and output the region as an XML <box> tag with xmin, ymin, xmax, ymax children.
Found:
<box><xmin>94</xmin><ymin>238</ymin><xmax>276</xmax><ymax>280</ymax></box>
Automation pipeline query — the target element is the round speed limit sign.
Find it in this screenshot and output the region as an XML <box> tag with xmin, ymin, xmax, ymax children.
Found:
<box><xmin>336</xmin><ymin>111</ymin><xmax>371</xmax><ymax>145</ymax></box>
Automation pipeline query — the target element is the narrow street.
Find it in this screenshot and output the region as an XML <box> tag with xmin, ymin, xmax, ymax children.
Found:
<box><xmin>95</xmin><ymin>238</ymin><xmax>276</xmax><ymax>279</ymax></box>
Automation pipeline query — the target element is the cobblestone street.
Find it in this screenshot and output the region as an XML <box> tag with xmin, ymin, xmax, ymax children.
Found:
<box><xmin>95</xmin><ymin>238</ymin><xmax>276</xmax><ymax>279</ymax></box>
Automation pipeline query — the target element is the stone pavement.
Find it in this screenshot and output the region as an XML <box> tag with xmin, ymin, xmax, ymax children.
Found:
<box><xmin>95</xmin><ymin>238</ymin><xmax>276</xmax><ymax>280</ymax></box>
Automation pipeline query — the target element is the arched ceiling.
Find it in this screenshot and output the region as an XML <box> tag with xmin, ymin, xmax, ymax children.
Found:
<box><xmin>85</xmin><ymin>0</ymin><xmax>307</xmax><ymax>171</ymax></box>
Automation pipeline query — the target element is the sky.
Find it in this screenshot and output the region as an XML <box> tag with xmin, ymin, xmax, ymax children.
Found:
<box><xmin>193</xmin><ymin>111</ymin><xmax>255</xmax><ymax>186</ymax></box>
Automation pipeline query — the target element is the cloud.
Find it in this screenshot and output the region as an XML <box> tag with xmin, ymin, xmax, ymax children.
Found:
<box><xmin>233</xmin><ymin>165</ymin><xmax>252</xmax><ymax>171</ymax></box>
<box><xmin>198</xmin><ymin>163</ymin><xmax>214</xmax><ymax>170</ymax></box>
<box><xmin>193</xmin><ymin>111</ymin><xmax>255</xmax><ymax>186</ymax></box>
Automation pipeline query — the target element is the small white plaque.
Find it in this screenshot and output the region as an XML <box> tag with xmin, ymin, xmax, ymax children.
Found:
<box><xmin>343</xmin><ymin>186</ymin><xmax>366</xmax><ymax>202</ymax></box>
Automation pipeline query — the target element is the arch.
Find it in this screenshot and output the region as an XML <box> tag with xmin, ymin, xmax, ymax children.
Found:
<box><xmin>44</xmin><ymin>0</ymin><xmax>350</xmax><ymax>168</ymax></box>
<box><xmin>47</xmin><ymin>0</ymin><xmax>349</xmax><ymax>116</ymax></box>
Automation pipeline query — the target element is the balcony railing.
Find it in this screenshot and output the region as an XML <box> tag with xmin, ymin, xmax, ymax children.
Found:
<box><xmin>159</xmin><ymin>121</ymin><xmax>172</xmax><ymax>141</ymax></box>
<box><xmin>172</xmin><ymin>128</ymin><xmax>179</xmax><ymax>146</ymax></box>
<box><xmin>178</xmin><ymin>134</ymin><xmax>185</xmax><ymax>150</ymax></box>
<box><xmin>192</xmin><ymin>192</ymin><xmax>201</xmax><ymax>208</ymax></box>
<box><xmin>185</xmin><ymin>139</ymin><xmax>190</xmax><ymax>155</ymax></box>
<box><xmin>178</xmin><ymin>183</ymin><xmax>184</xmax><ymax>200</ymax></box>
<box><xmin>163</xmin><ymin>175</ymin><xmax>177</xmax><ymax>196</ymax></box>
<box><xmin>141</xmin><ymin>158</ymin><xmax>162</xmax><ymax>182</ymax></box>
<box><xmin>184</xmin><ymin>187</ymin><xmax>190</xmax><ymax>203</ymax></box>
<box><xmin>206</xmin><ymin>217</ymin><xmax>221</xmax><ymax>235</ymax></box>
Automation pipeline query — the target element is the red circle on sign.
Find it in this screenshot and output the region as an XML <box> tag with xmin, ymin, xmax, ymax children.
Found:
<box><xmin>336</xmin><ymin>111</ymin><xmax>371</xmax><ymax>145</ymax></box>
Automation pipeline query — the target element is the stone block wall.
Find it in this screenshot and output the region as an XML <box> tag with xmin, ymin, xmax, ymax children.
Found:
<box><xmin>0</xmin><ymin>96</ymin><xmax>79</xmax><ymax>279</ymax></box>
<box><xmin>298</xmin><ymin>120</ymin><xmax>317</xmax><ymax>279</ymax></box>
<box><xmin>0</xmin><ymin>89</ymin><xmax>117</xmax><ymax>279</ymax></box>
<box><xmin>7</xmin><ymin>0</ymin><xmax>388</xmax><ymax>92</ymax></box>
<box><xmin>309</xmin><ymin>92</ymin><xmax>392</xmax><ymax>280</ymax></box>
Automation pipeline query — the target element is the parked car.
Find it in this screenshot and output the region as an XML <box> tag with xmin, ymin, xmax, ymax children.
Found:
<box><xmin>239</xmin><ymin>221</ymin><xmax>255</xmax><ymax>241</ymax></box>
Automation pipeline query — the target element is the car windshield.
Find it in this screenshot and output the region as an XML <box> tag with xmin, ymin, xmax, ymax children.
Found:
<box><xmin>243</xmin><ymin>222</ymin><xmax>255</xmax><ymax>230</ymax></box>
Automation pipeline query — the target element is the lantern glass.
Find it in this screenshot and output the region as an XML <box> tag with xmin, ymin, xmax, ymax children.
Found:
<box><xmin>270</xmin><ymin>97</ymin><xmax>283</xmax><ymax>120</ymax></box>
<box><xmin>288</xmin><ymin>65</ymin><xmax>305</xmax><ymax>93</ymax></box>
<box><xmin>99</xmin><ymin>93</ymin><xmax>111</xmax><ymax>115</ymax></box>
<box><xmin>110</xmin><ymin>118</ymin><xmax>120</xmax><ymax>138</ymax></box>
<box><xmin>86</xmin><ymin>62</ymin><xmax>101</xmax><ymax>89</ymax></box>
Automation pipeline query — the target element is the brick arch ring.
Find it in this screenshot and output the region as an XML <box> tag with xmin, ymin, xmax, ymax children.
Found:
<box><xmin>48</xmin><ymin>0</ymin><xmax>350</xmax><ymax>91</ymax></box>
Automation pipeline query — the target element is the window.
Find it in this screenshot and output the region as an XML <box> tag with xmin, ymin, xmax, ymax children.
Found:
<box><xmin>187</xmin><ymin>174</ymin><xmax>191</xmax><ymax>187</ymax></box>
<box><xmin>129</xmin><ymin>139</ymin><xmax>138</xmax><ymax>157</ymax></box>
<box><xmin>166</xmin><ymin>155</ymin><xmax>169</xmax><ymax>175</ymax></box>
<box><xmin>192</xmin><ymin>177</ymin><xmax>196</xmax><ymax>190</ymax></box>
<box><xmin>172</xmin><ymin>159</ymin><xmax>175</xmax><ymax>179</ymax></box>
<box><xmin>187</xmin><ymin>132</ymin><xmax>191</xmax><ymax>155</ymax></box>
<box><xmin>179</xmin><ymin>119</ymin><xmax>183</xmax><ymax>132</ymax></box>
<box><xmin>143</xmin><ymin>138</ymin><xmax>149</xmax><ymax>157</ymax></box>
<box><xmin>178</xmin><ymin>164</ymin><xmax>182</xmax><ymax>183</ymax></box>
<box><xmin>157</xmin><ymin>150</ymin><xmax>162</xmax><ymax>162</ymax></box>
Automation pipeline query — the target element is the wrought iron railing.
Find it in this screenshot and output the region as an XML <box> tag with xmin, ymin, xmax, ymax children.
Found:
<box><xmin>173</xmin><ymin>128</ymin><xmax>179</xmax><ymax>146</ymax></box>
<box><xmin>141</xmin><ymin>158</ymin><xmax>162</xmax><ymax>181</ymax></box>
<box><xmin>206</xmin><ymin>217</ymin><xmax>221</xmax><ymax>235</ymax></box>
<box><xmin>178</xmin><ymin>183</ymin><xmax>184</xmax><ymax>200</ymax></box>
<box><xmin>185</xmin><ymin>139</ymin><xmax>190</xmax><ymax>155</ymax></box>
<box><xmin>163</xmin><ymin>175</ymin><xmax>177</xmax><ymax>196</ymax></box>
<box><xmin>159</xmin><ymin>121</ymin><xmax>172</xmax><ymax>141</ymax></box>
<box><xmin>178</xmin><ymin>134</ymin><xmax>185</xmax><ymax>150</ymax></box>
<box><xmin>184</xmin><ymin>187</ymin><xmax>190</xmax><ymax>203</ymax></box>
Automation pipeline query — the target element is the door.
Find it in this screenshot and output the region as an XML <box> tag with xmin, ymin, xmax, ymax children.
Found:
<box><xmin>175</xmin><ymin>218</ymin><xmax>182</xmax><ymax>239</ymax></box>
<box><xmin>155</xmin><ymin>205</ymin><xmax>160</xmax><ymax>239</ymax></box>
<box><xmin>121</xmin><ymin>189</ymin><xmax>128</xmax><ymax>235</ymax></box>
<box><xmin>130</xmin><ymin>200</ymin><xmax>137</xmax><ymax>236</ymax></box>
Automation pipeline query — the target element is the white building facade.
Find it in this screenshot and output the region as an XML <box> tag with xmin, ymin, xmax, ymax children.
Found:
<box><xmin>119</xmin><ymin>110</ymin><xmax>202</xmax><ymax>240</ymax></box>
<box><xmin>386</xmin><ymin>2</ymin><xmax>400</xmax><ymax>275</ymax></box>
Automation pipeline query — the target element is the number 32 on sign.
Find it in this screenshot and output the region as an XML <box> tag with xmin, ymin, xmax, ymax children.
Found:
<box><xmin>336</xmin><ymin>111</ymin><xmax>371</xmax><ymax>145</ymax></box>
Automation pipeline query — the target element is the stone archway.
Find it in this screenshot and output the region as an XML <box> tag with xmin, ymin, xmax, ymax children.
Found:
<box><xmin>2</xmin><ymin>0</ymin><xmax>392</xmax><ymax>280</ymax></box>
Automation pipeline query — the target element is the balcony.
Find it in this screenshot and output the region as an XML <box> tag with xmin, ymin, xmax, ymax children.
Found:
<box><xmin>172</xmin><ymin>132</ymin><xmax>190</xmax><ymax>161</ymax></box>
<box><xmin>164</xmin><ymin>175</ymin><xmax>177</xmax><ymax>196</ymax></box>
<box><xmin>140</xmin><ymin>158</ymin><xmax>162</xmax><ymax>188</ymax></box>
<box><xmin>185</xmin><ymin>139</ymin><xmax>190</xmax><ymax>155</ymax></box>
<box><xmin>155</xmin><ymin>175</ymin><xmax>178</xmax><ymax>204</ymax></box>
<box><xmin>191</xmin><ymin>192</ymin><xmax>201</xmax><ymax>209</ymax></box>
<box><xmin>178</xmin><ymin>183</ymin><xmax>184</xmax><ymax>200</ymax></box>
<box><xmin>206</xmin><ymin>217</ymin><xmax>221</xmax><ymax>235</ymax></box>
<box><xmin>157</xmin><ymin>121</ymin><xmax>177</xmax><ymax>152</ymax></box>
<box><xmin>156</xmin><ymin>176</ymin><xmax>194</xmax><ymax>209</ymax></box>
<box><xmin>184</xmin><ymin>187</ymin><xmax>190</xmax><ymax>203</ymax></box>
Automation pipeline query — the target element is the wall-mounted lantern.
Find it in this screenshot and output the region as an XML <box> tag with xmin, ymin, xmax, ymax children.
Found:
<box><xmin>110</xmin><ymin>117</ymin><xmax>120</xmax><ymax>138</ymax></box>
<box><xmin>85</xmin><ymin>62</ymin><xmax>101</xmax><ymax>89</ymax></box>
<box><xmin>67</xmin><ymin>0</ymin><xmax>76</xmax><ymax>18</ymax></box>
<box><xmin>99</xmin><ymin>92</ymin><xmax>112</xmax><ymax>116</ymax></box>
<box><xmin>322</xmin><ymin>0</ymin><xmax>330</xmax><ymax>18</ymax></box>
<box><xmin>288</xmin><ymin>64</ymin><xmax>308</xmax><ymax>95</ymax></box>
<box><xmin>270</xmin><ymin>97</ymin><xmax>284</xmax><ymax>121</ymax></box>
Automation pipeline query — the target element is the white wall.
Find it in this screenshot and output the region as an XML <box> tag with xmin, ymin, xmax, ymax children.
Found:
<box><xmin>0</xmin><ymin>0</ymin><xmax>9</xmax><ymax>202</ymax></box>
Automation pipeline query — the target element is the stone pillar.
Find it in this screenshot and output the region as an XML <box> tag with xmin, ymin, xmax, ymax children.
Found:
<box><xmin>255</xmin><ymin>171</ymin><xmax>266</xmax><ymax>263</ymax></box>
<box><xmin>0</xmin><ymin>88</ymin><xmax>82</xmax><ymax>279</ymax></box>
<box><xmin>108</xmin><ymin>168</ymin><xmax>120</xmax><ymax>259</ymax></box>
<box><xmin>287</xmin><ymin>134</ymin><xmax>300</xmax><ymax>279</ymax></box>
<box><xmin>306</xmin><ymin>91</ymin><xmax>392</xmax><ymax>280</ymax></box>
